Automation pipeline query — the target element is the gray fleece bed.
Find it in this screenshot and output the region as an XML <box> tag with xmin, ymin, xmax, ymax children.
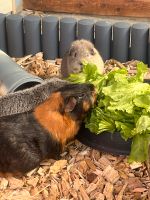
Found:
<box><xmin>0</xmin><ymin>78</ymin><xmax>69</xmax><ymax>117</ymax></box>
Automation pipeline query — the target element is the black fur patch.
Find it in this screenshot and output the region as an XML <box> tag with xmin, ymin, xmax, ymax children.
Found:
<box><xmin>0</xmin><ymin>112</ymin><xmax>61</xmax><ymax>173</ymax></box>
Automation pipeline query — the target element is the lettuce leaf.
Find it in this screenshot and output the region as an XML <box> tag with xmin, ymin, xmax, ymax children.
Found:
<box><xmin>128</xmin><ymin>134</ymin><xmax>150</xmax><ymax>163</ymax></box>
<box><xmin>68</xmin><ymin>62</ymin><xmax>150</xmax><ymax>162</ymax></box>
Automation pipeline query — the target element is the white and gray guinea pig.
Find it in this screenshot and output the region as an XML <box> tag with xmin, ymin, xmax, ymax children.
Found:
<box><xmin>61</xmin><ymin>39</ymin><xmax>104</xmax><ymax>78</ymax></box>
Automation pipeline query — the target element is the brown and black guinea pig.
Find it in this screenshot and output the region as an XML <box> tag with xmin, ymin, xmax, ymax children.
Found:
<box><xmin>0</xmin><ymin>82</ymin><xmax>96</xmax><ymax>175</ymax></box>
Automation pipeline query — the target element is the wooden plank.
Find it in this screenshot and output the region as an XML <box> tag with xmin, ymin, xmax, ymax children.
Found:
<box><xmin>23</xmin><ymin>0</ymin><xmax>150</xmax><ymax>18</ymax></box>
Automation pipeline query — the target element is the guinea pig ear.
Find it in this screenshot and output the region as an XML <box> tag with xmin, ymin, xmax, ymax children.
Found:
<box><xmin>65</xmin><ymin>97</ymin><xmax>77</xmax><ymax>113</ymax></box>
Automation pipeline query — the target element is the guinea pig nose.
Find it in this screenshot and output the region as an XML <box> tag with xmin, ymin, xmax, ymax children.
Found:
<box><xmin>78</xmin><ymin>61</ymin><xmax>82</xmax><ymax>66</ymax></box>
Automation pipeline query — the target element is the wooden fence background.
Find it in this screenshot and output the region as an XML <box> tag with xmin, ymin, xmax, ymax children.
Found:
<box><xmin>23</xmin><ymin>0</ymin><xmax>150</xmax><ymax>18</ymax></box>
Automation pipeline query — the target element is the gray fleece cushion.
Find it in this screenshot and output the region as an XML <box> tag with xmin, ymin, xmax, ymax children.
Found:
<box><xmin>0</xmin><ymin>78</ymin><xmax>69</xmax><ymax>117</ymax></box>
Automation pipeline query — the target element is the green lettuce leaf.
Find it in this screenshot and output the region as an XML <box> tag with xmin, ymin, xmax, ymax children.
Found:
<box><xmin>128</xmin><ymin>134</ymin><xmax>150</xmax><ymax>163</ymax></box>
<box><xmin>134</xmin><ymin>115</ymin><xmax>150</xmax><ymax>134</ymax></box>
<box><xmin>85</xmin><ymin>107</ymin><xmax>116</xmax><ymax>133</ymax></box>
<box><xmin>133</xmin><ymin>94</ymin><xmax>150</xmax><ymax>112</ymax></box>
<box><xmin>129</xmin><ymin>62</ymin><xmax>148</xmax><ymax>83</ymax></box>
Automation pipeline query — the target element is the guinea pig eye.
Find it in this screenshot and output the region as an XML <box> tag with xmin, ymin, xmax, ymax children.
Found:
<box><xmin>69</xmin><ymin>48</ymin><xmax>77</xmax><ymax>57</ymax></box>
<box><xmin>90</xmin><ymin>48</ymin><xmax>95</xmax><ymax>55</ymax></box>
<box><xmin>78</xmin><ymin>93</ymin><xmax>86</xmax><ymax>100</ymax></box>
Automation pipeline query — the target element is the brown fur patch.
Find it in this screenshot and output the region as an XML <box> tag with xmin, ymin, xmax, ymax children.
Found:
<box><xmin>83</xmin><ymin>101</ymin><xmax>90</xmax><ymax>112</ymax></box>
<box><xmin>34</xmin><ymin>92</ymin><xmax>80</xmax><ymax>146</ymax></box>
<box><xmin>83</xmin><ymin>90</ymin><xmax>97</xmax><ymax>112</ymax></box>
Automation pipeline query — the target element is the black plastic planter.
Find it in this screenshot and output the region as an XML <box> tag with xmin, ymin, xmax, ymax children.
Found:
<box><xmin>0</xmin><ymin>50</ymin><xmax>43</xmax><ymax>92</ymax></box>
<box><xmin>76</xmin><ymin>126</ymin><xmax>132</xmax><ymax>155</ymax></box>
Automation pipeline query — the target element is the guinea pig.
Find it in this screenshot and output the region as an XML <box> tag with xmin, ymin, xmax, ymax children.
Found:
<box><xmin>61</xmin><ymin>39</ymin><xmax>104</xmax><ymax>78</ymax></box>
<box><xmin>0</xmin><ymin>82</ymin><xmax>96</xmax><ymax>174</ymax></box>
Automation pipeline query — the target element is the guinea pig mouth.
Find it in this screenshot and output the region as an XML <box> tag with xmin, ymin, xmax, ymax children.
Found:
<box><xmin>91</xmin><ymin>90</ymin><xmax>97</xmax><ymax>105</ymax></box>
